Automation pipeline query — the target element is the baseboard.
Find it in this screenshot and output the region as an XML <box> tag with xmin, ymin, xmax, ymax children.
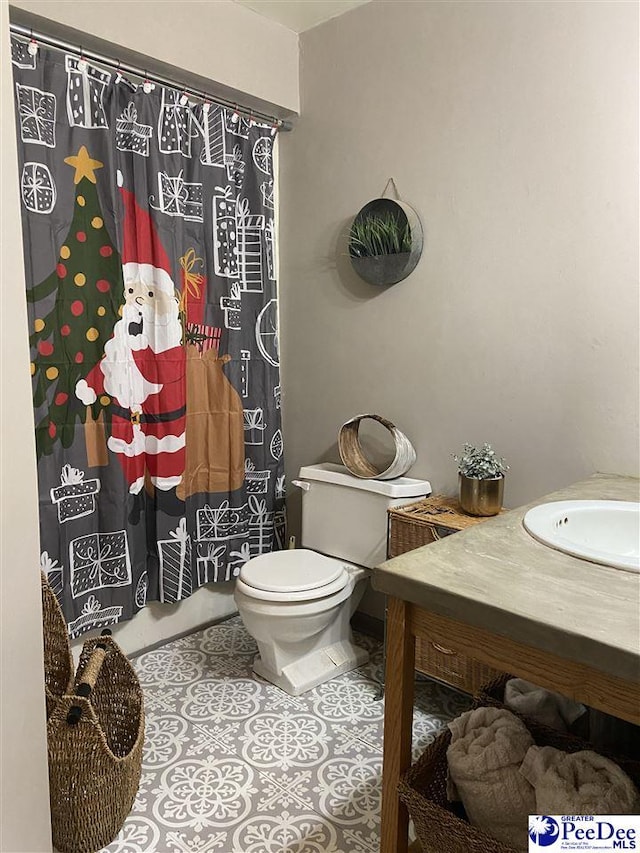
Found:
<box><xmin>351</xmin><ymin>610</ymin><xmax>384</xmax><ymax>641</ymax></box>
<box><xmin>128</xmin><ymin>611</ymin><xmax>240</xmax><ymax>659</ymax></box>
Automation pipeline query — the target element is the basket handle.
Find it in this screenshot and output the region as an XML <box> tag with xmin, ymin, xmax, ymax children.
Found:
<box><xmin>66</xmin><ymin>629</ymin><xmax>112</xmax><ymax>725</ymax></box>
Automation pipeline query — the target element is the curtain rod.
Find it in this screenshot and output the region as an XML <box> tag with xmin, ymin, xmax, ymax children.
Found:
<box><xmin>10</xmin><ymin>22</ymin><xmax>294</xmax><ymax>132</ymax></box>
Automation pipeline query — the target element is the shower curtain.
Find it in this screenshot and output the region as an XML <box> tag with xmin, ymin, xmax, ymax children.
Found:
<box><xmin>11</xmin><ymin>35</ymin><xmax>285</xmax><ymax>636</ymax></box>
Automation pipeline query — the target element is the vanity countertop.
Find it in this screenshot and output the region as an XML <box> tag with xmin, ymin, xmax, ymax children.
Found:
<box><xmin>372</xmin><ymin>473</ymin><xmax>640</xmax><ymax>682</ymax></box>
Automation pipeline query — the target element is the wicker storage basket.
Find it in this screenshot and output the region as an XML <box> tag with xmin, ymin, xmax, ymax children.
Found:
<box><xmin>387</xmin><ymin>495</ymin><xmax>496</xmax><ymax>558</ymax></box>
<box><xmin>475</xmin><ymin>672</ymin><xmax>640</xmax><ymax>776</ymax></box>
<box><xmin>41</xmin><ymin>573</ymin><xmax>74</xmax><ymax>720</ymax></box>
<box><xmin>41</xmin><ymin>574</ymin><xmax>144</xmax><ymax>853</ymax></box>
<box><xmin>387</xmin><ymin>498</ymin><xmax>505</xmax><ymax>693</ymax></box>
<box><xmin>399</xmin><ymin>716</ymin><xmax>640</xmax><ymax>853</ymax></box>
<box><xmin>415</xmin><ymin>639</ymin><xmax>503</xmax><ymax>696</ymax></box>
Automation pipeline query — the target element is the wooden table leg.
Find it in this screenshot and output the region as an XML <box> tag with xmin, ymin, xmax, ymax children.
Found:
<box><xmin>380</xmin><ymin>597</ymin><xmax>415</xmax><ymax>853</ymax></box>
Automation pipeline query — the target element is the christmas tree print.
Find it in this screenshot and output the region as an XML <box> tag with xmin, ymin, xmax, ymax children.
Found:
<box><xmin>28</xmin><ymin>146</ymin><xmax>122</xmax><ymax>458</ymax></box>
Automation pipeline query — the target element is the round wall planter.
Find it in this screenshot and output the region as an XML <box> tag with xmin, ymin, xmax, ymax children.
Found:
<box><xmin>348</xmin><ymin>198</ymin><xmax>423</xmax><ymax>286</ymax></box>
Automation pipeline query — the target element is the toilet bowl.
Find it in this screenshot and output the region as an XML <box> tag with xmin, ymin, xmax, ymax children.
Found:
<box><xmin>235</xmin><ymin>548</ymin><xmax>369</xmax><ymax>695</ymax></box>
<box><xmin>234</xmin><ymin>463</ymin><xmax>432</xmax><ymax>695</ymax></box>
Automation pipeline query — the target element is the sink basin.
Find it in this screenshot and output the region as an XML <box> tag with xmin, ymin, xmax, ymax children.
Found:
<box><xmin>523</xmin><ymin>500</ymin><xmax>640</xmax><ymax>573</ymax></box>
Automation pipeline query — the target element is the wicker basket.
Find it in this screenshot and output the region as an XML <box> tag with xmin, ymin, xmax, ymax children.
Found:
<box><xmin>399</xmin><ymin>715</ymin><xmax>640</xmax><ymax>853</ymax></box>
<box><xmin>387</xmin><ymin>498</ymin><xmax>505</xmax><ymax>693</ymax></box>
<box><xmin>41</xmin><ymin>575</ymin><xmax>144</xmax><ymax>853</ymax></box>
<box><xmin>415</xmin><ymin>639</ymin><xmax>503</xmax><ymax>696</ymax></box>
<box><xmin>475</xmin><ymin>672</ymin><xmax>640</xmax><ymax>776</ymax></box>
<box><xmin>388</xmin><ymin>495</ymin><xmax>496</xmax><ymax>558</ymax></box>
<box><xmin>41</xmin><ymin>573</ymin><xmax>74</xmax><ymax>719</ymax></box>
<box><xmin>398</xmin><ymin>728</ymin><xmax>517</xmax><ymax>853</ymax></box>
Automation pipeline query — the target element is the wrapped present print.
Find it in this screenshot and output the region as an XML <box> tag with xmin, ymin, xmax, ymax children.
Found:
<box><xmin>40</xmin><ymin>551</ymin><xmax>63</xmax><ymax>599</ymax></box>
<box><xmin>185</xmin><ymin>323</ymin><xmax>221</xmax><ymax>354</ymax></box>
<box><xmin>158</xmin><ymin>518</ymin><xmax>193</xmax><ymax>603</ymax></box>
<box><xmin>265</xmin><ymin>219</ymin><xmax>276</xmax><ymax>280</ymax></box>
<box><xmin>67</xmin><ymin>594</ymin><xmax>123</xmax><ymax>639</ymax></box>
<box><xmin>179</xmin><ymin>248</ymin><xmax>207</xmax><ymax>325</ymax></box>
<box><xmin>245</xmin><ymin>458</ymin><xmax>270</xmax><ymax>495</ymax></box>
<box><xmin>158</xmin><ymin>88</ymin><xmax>192</xmax><ymax>157</ymax></box>
<box><xmin>50</xmin><ymin>464</ymin><xmax>100</xmax><ymax>524</ymax></box>
<box><xmin>248</xmin><ymin>496</ymin><xmax>274</xmax><ymax>557</ymax></box>
<box><xmin>260</xmin><ymin>180</ymin><xmax>274</xmax><ymax>210</ymax></box>
<box><xmin>220</xmin><ymin>282</ymin><xmax>242</xmax><ymax>330</ymax></box>
<box><xmin>196</xmin><ymin>542</ymin><xmax>227</xmax><ymax>585</ymax></box>
<box><xmin>195</xmin><ymin>104</ymin><xmax>227</xmax><ymax>167</ymax></box>
<box><xmin>237</xmin><ymin>197</ymin><xmax>265</xmax><ymax>293</ymax></box>
<box><xmin>152</xmin><ymin>171</ymin><xmax>203</xmax><ymax>222</ymax></box>
<box><xmin>227</xmin><ymin>541</ymin><xmax>251</xmax><ymax>579</ymax></box>
<box><xmin>69</xmin><ymin>530</ymin><xmax>131</xmax><ymax>599</ymax></box>
<box><xmin>16</xmin><ymin>84</ymin><xmax>56</xmax><ymax>147</ymax></box>
<box><xmin>21</xmin><ymin>163</ymin><xmax>56</xmax><ymax>214</ymax></box>
<box><xmin>196</xmin><ymin>500</ymin><xmax>249</xmax><ymax>541</ymax></box>
<box><xmin>116</xmin><ymin>102</ymin><xmax>153</xmax><ymax>156</ymax></box>
<box><xmin>273</xmin><ymin>507</ymin><xmax>287</xmax><ymax>551</ymax></box>
<box><xmin>65</xmin><ymin>56</ymin><xmax>111</xmax><ymax>128</ymax></box>
<box><xmin>240</xmin><ymin>350</ymin><xmax>251</xmax><ymax>398</ymax></box>
<box><xmin>213</xmin><ymin>186</ymin><xmax>239</xmax><ymax>278</ymax></box>
<box><xmin>243</xmin><ymin>408</ymin><xmax>266</xmax><ymax>445</ymax></box>
<box><xmin>11</xmin><ymin>36</ymin><xmax>37</xmax><ymax>70</ymax></box>
<box><xmin>226</xmin><ymin>143</ymin><xmax>245</xmax><ymax>186</ymax></box>
<box><xmin>224</xmin><ymin>110</ymin><xmax>251</xmax><ymax>139</ymax></box>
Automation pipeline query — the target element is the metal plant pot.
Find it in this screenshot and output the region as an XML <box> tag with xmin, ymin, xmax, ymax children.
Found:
<box><xmin>350</xmin><ymin>252</ymin><xmax>417</xmax><ymax>286</ymax></box>
<box><xmin>459</xmin><ymin>473</ymin><xmax>504</xmax><ymax>517</ymax></box>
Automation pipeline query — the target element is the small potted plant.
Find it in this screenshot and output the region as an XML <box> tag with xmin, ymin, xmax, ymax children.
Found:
<box><xmin>453</xmin><ymin>443</ymin><xmax>508</xmax><ymax>516</ymax></box>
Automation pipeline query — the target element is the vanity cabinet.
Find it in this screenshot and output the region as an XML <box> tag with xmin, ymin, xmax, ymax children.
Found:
<box><xmin>387</xmin><ymin>495</ymin><xmax>504</xmax><ymax>694</ymax></box>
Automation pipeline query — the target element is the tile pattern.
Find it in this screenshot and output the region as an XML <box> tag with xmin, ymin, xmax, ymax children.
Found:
<box><xmin>102</xmin><ymin>618</ymin><xmax>471</xmax><ymax>852</ymax></box>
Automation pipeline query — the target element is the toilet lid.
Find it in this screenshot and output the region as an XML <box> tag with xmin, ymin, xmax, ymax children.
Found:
<box><xmin>239</xmin><ymin>549</ymin><xmax>347</xmax><ymax>594</ymax></box>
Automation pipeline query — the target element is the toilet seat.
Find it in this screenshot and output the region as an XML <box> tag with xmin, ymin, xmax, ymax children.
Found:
<box><xmin>238</xmin><ymin>549</ymin><xmax>349</xmax><ymax>602</ymax></box>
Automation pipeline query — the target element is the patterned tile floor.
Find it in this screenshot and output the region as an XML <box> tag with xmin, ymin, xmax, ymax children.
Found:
<box><xmin>102</xmin><ymin>617</ymin><xmax>471</xmax><ymax>853</ymax></box>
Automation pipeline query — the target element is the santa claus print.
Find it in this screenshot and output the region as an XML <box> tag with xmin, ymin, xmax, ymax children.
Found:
<box><xmin>76</xmin><ymin>172</ymin><xmax>186</xmax><ymax>513</ymax></box>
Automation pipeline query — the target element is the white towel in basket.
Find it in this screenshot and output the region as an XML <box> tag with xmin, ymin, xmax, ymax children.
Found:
<box><xmin>520</xmin><ymin>745</ymin><xmax>640</xmax><ymax>815</ymax></box>
<box><xmin>447</xmin><ymin>706</ymin><xmax>536</xmax><ymax>851</ymax></box>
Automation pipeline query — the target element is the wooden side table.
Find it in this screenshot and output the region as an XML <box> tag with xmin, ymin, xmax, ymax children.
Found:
<box><xmin>386</xmin><ymin>495</ymin><xmax>504</xmax><ymax>694</ymax></box>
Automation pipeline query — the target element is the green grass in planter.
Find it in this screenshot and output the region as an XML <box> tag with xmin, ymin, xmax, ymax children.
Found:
<box><xmin>349</xmin><ymin>211</ymin><xmax>412</xmax><ymax>258</ymax></box>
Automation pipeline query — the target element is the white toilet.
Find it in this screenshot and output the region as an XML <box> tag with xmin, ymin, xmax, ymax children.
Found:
<box><xmin>234</xmin><ymin>462</ymin><xmax>431</xmax><ymax>695</ymax></box>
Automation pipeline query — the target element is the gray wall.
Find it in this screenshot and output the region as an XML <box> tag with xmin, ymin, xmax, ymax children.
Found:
<box><xmin>279</xmin><ymin>0</ymin><xmax>639</xmax><ymax>566</ymax></box>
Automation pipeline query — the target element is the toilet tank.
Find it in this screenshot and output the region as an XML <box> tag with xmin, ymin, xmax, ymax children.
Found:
<box><xmin>295</xmin><ymin>463</ymin><xmax>431</xmax><ymax>568</ymax></box>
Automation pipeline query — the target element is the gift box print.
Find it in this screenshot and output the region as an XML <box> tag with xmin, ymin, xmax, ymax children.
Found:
<box><xmin>69</xmin><ymin>530</ymin><xmax>131</xmax><ymax>599</ymax></box>
<box><xmin>50</xmin><ymin>465</ymin><xmax>100</xmax><ymax>524</ymax></box>
<box><xmin>197</xmin><ymin>501</ymin><xmax>249</xmax><ymax>541</ymax></box>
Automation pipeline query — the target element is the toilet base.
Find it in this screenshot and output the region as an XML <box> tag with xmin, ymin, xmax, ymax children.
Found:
<box><xmin>253</xmin><ymin>639</ymin><xmax>369</xmax><ymax>695</ymax></box>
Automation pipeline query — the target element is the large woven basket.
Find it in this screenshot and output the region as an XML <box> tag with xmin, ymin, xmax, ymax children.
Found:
<box><xmin>399</xmin><ymin>728</ymin><xmax>516</xmax><ymax>853</ymax></box>
<box><xmin>42</xmin><ymin>575</ymin><xmax>144</xmax><ymax>853</ymax></box>
<box><xmin>41</xmin><ymin>573</ymin><xmax>74</xmax><ymax>719</ymax></box>
<box><xmin>399</xmin><ymin>715</ymin><xmax>640</xmax><ymax>853</ymax></box>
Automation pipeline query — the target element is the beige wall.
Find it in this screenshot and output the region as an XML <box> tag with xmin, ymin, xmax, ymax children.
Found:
<box><xmin>11</xmin><ymin>0</ymin><xmax>299</xmax><ymax>113</ymax></box>
<box><xmin>1</xmin><ymin>1</ymin><xmax>51</xmax><ymax>848</ymax></box>
<box><xmin>279</xmin><ymin>0</ymin><xmax>640</xmax><ymax>586</ymax></box>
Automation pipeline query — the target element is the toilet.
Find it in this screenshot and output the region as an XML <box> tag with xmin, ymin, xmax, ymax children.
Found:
<box><xmin>234</xmin><ymin>462</ymin><xmax>431</xmax><ymax>695</ymax></box>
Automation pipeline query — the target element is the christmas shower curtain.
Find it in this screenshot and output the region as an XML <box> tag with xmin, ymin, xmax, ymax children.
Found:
<box><xmin>12</xmin><ymin>36</ymin><xmax>284</xmax><ymax>637</ymax></box>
